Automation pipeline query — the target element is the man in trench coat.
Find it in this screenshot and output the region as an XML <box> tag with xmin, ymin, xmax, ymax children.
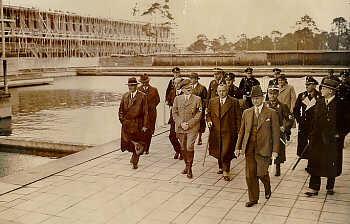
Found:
<box><xmin>206</xmin><ymin>84</ymin><xmax>242</xmax><ymax>181</ymax></box>
<box><xmin>172</xmin><ymin>79</ymin><xmax>202</xmax><ymax>179</ymax></box>
<box><xmin>119</xmin><ymin>77</ymin><xmax>149</xmax><ymax>169</ymax></box>
<box><xmin>138</xmin><ymin>74</ymin><xmax>160</xmax><ymax>154</ymax></box>
<box><xmin>235</xmin><ymin>85</ymin><xmax>280</xmax><ymax>207</ymax></box>
<box><xmin>305</xmin><ymin>78</ymin><xmax>350</xmax><ymax>196</ymax></box>
<box><xmin>277</xmin><ymin>74</ymin><xmax>297</xmax><ymax>113</ymax></box>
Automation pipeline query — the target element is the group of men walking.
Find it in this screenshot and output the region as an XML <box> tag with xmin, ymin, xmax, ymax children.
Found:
<box><xmin>118</xmin><ymin>67</ymin><xmax>350</xmax><ymax>207</ymax></box>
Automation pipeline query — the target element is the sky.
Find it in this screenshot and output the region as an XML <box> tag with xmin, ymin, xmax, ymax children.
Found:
<box><xmin>6</xmin><ymin>0</ymin><xmax>350</xmax><ymax>47</ymax></box>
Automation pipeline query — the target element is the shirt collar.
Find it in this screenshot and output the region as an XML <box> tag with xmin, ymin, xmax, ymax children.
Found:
<box><xmin>255</xmin><ymin>103</ymin><xmax>264</xmax><ymax>114</ymax></box>
<box><xmin>131</xmin><ymin>90</ymin><xmax>138</xmax><ymax>98</ymax></box>
<box><xmin>220</xmin><ymin>96</ymin><xmax>227</xmax><ymax>104</ymax></box>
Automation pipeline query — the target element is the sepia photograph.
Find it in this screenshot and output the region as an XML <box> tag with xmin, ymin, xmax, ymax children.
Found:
<box><xmin>0</xmin><ymin>0</ymin><xmax>349</xmax><ymax>223</ymax></box>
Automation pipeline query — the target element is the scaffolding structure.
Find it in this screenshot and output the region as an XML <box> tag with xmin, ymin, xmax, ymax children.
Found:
<box><xmin>1</xmin><ymin>5</ymin><xmax>176</xmax><ymax>58</ymax></box>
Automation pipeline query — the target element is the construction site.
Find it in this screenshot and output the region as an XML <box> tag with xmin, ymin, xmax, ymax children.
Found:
<box><xmin>0</xmin><ymin>4</ymin><xmax>177</xmax><ymax>58</ymax></box>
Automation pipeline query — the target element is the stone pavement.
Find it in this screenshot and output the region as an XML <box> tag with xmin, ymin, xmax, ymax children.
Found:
<box><xmin>0</xmin><ymin>128</ymin><xmax>349</xmax><ymax>224</ymax></box>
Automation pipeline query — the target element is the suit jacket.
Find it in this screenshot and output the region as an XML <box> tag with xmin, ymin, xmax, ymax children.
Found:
<box><xmin>172</xmin><ymin>94</ymin><xmax>202</xmax><ymax>134</ymax></box>
<box><xmin>138</xmin><ymin>85</ymin><xmax>160</xmax><ymax>134</ymax></box>
<box><xmin>119</xmin><ymin>91</ymin><xmax>149</xmax><ymax>152</ymax></box>
<box><xmin>278</xmin><ymin>84</ymin><xmax>296</xmax><ymax>112</ymax></box>
<box><xmin>206</xmin><ymin>96</ymin><xmax>242</xmax><ymax>161</ymax></box>
<box><xmin>235</xmin><ymin>105</ymin><xmax>280</xmax><ymax>157</ymax></box>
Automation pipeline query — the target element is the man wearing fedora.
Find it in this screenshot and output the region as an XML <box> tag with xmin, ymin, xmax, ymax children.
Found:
<box><xmin>293</xmin><ymin>76</ymin><xmax>321</xmax><ymax>168</ymax></box>
<box><xmin>207</xmin><ymin>68</ymin><xmax>225</xmax><ymax>101</ymax></box>
<box><xmin>190</xmin><ymin>72</ymin><xmax>207</xmax><ymax>145</ymax></box>
<box><xmin>119</xmin><ymin>77</ymin><xmax>149</xmax><ymax>169</ymax></box>
<box><xmin>206</xmin><ymin>83</ymin><xmax>242</xmax><ymax>181</ymax></box>
<box><xmin>238</xmin><ymin>67</ymin><xmax>260</xmax><ymax>108</ymax></box>
<box><xmin>305</xmin><ymin>77</ymin><xmax>350</xmax><ymax>196</ymax></box>
<box><xmin>165</xmin><ymin>67</ymin><xmax>183</xmax><ymax>160</ymax></box>
<box><xmin>138</xmin><ymin>74</ymin><xmax>160</xmax><ymax>154</ymax></box>
<box><xmin>235</xmin><ymin>85</ymin><xmax>279</xmax><ymax>207</ymax></box>
<box><xmin>265</xmin><ymin>84</ymin><xmax>293</xmax><ymax>176</ymax></box>
<box><xmin>172</xmin><ymin>79</ymin><xmax>202</xmax><ymax>179</ymax></box>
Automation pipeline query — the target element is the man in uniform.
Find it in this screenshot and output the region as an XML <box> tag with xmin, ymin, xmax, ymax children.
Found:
<box><xmin>238</xmin><ymin>67</ymin><xmax>260</xmax><ymax>108</ymax></box>
<box><xmin>293</xmin><ymin>76</ymin><xmax>321</xmax><ymax>167</ymax></box>
<box><xmin>206</xmin><ymin>84</ymin><xmax>242</xmax><ymax>181</ymax></box>
<box><xmin>225</xmin><ymin>72</ymin><xmax>242</xmax><ymax>99</ymax></box>
<box><xmin>138</xmin><ymin>74</ymin><xmax>160</xmax><ymax>154</ymax></box>
<box><xmin>207</xmin><ymin>68</ymin><xmax>225</xmax><ymax>100</ymax></box>
<box><xmin>190</xmin><ymin>73</ymin><xmax>207</xmax><ymax>145</ymax></box>
<box><xmin>165</xmin><ymin>67</ymin><xmax>183</xmax><ymax>160</ymax></box>
<box><xmin>305</xmin><ymin>78</ymin><xmax>350</xmax><ymax>196</ymax></box>
<box><xmin>268</xmin><ymin>68</ymin><xmax>282</xmax><ymax>86</ymax></box>
<box><xmin>265</xmin><ymin>84</ymin><xmax>293</xmax><ymax>176</ymax></box>
<box><xmin>119</xmin><ymin>77</ymin><xmax>149</xmax><ymax>169</ymax></box>
<box><xmin>172</xmin><ymin>79</ymin><xmax>202</xmax><ymax>179</ymax></box>
<box><xmin>235</xmin><ymin>85</ymin><xmax>279</xmax><ymax>207</ymax></box>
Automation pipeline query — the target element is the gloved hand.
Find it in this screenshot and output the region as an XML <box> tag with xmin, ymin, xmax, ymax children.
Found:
<box><xmin>141</xmin><ymin>127</ymin><xmax>148</xmax><ymax>132</ymax></box>
<box><xmin>272</xmin><ymin>152</ymin><xmax>278</xmax><ymax>160</ymax></box>
<box><xmin>234</xmin><ymin>150</ymin><xmax>241</xmax><ymax>158</ymax></box>
<box><xmin>207</xmin><ymin>121</ymin><xmax>213</xmax><ymax>128</ymax></box>
<box><xmin>280</xmin><ymin>126</ymin><xmax>285</xmax><ymax>133</ymax></box>
<box><xmin>181</xmin><ymin>122</ymin><xmax>189</xmax><ymax>130</ymax></box>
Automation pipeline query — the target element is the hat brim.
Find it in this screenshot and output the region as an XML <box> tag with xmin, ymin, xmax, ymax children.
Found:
<box><xmin>320</xmin><ymin>84</ymin><xmax>337</xmax><ymax>90</ymax></box>
<box><xmin>126</xmin><ymin>82</ymin><xmax>139</xmax><ymax>85</ymax></box>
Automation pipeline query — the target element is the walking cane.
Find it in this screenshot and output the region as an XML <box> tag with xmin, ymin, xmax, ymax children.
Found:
<box><xmin>292</xmin><ymin>143</ymin><xmax>309</xmax><ymax>170</ymax></box>
<box><xmin>202</xmin><ymin>129</ymin><xmax>210</xmax><ymax>167</ymax></box>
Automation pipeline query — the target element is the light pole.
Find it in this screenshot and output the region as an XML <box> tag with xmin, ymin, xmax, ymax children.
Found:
<box><xmin>0</xmin><ymin>0</ymin><xmax>8</xmax><ymax>94</ymax></box>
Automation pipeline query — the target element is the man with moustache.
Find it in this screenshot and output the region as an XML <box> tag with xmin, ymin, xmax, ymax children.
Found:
<box><xmin>172</xmin><ymin>79</ymin><xmax>202</xmax><ymax>179</ymax></box>
<box><xmin>138</xmin><ymin>74</ymin><xmax>160</xmax><ymax>154</ymax></box>
<box><xmin>190</xmin><ymin>73</ymin><xmax>207</xmax><ymax>145</ymax></box>
<box><xmin>206</xmin><ymin>84</ymin><xmax>242</xmax><ymax>181</ymax></box>
<box><xmin>238</xmin><ymin>67</ymin><xmax>260</xmax><ymax>108</ymax></box>
<box><xmin>293</xmin><ymin>76</ymin><xmax>321</xmax><ymax>167</ymax></box>
<box><xmin>305</xmin><ymin>78</ymin><xmax>350</xmax><ymax>196</ymax></box>
<box><xmin>119</xmin><ymin>77</ymin><xmax>149</xmax><ymax>169</ymax></box>
<box><xmin>235</xmin><ymin>85</ymin><xmax>279</xmax><ymax>207</ymax></box>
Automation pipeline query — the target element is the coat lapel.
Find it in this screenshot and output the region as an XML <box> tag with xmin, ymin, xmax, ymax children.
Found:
<box><xmin>220</xmin><ymin>98</ymin><xmax>232</xmax><ymax>118</ymax></box>
<box><xmin>257</xmin><ymin>105</ymin><xmax>268</xmax><ymax>130</ymax></box>
<box><xmin>128</xmin><ymin>92</ymin><xmax>137</xmax><ymax>109</ymax></box>
<box><xmin>213</xmin><ymin>98</ymin><xmax>220</xmax><ymax>117</ymax></box>
<box><xmin>279</xmin><ymin>85</ymin><xmax>287</xmax><ymax>94</ymax></box>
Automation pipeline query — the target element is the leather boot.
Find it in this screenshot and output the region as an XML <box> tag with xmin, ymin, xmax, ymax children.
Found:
<box><xmin>181</xmin><ymin>151</ymin><xmax>188</xmax><ymax>174</ymax></box>
<box><xmin>187</xmin><ymin>151</ymin><xmax>194</xmax><ymax>179</ymax></box>
<box><xmin>275</xmin><ymin>164</ymin><xmax>281</xmax><ymax>176</ymax></box>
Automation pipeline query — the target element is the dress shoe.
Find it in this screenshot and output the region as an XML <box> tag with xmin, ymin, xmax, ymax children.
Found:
<box><xmin>174</xmin><ymin>152</ymin><xmax>179</xmax><ymax>159</ymax></box>
<box><xmin>245</xmin><ymin>201</ymin><xmax>258</xmax><ymax>207</ymax></box>
<box><xmin>179</xmin><ymin>153</ymin><xmax>184</xmax><ymax>160</ymax></box>
<box><xmin>223</xmin><ymin>176</ymin><xmax>230</xmax><ymax>181</ymax></box>
<box><xmin>187</xmin><ymin>169</ymin><xmax>193</xmax><ymax>179</ymax></box>
<box><xmin>327</xmin><ymin>189</ymin><xmax>335</xmax><ymax>195</ymax></box>
<box><xmin>132</xmin><ymin>164</ymin><xmax>138</xmax><ymax>169</ymax></box>
<box><xmin>304</xmin><ymin>191</ymin><xmax>318</xmax><ymax>197</ymax></box>
<box><xmin>181</xmin><ymin>167</ymin><xmax>188</xmax><ymax>174</ymax></box>
<box><xmin>217</xmin><ymin>170</ymin><xmax>223</xmax><ymax>174</ymax></box>
<box><xmin>265</xmin><ymin>191</ymin><xmax>272</xmax><ymax>199</ymax></box>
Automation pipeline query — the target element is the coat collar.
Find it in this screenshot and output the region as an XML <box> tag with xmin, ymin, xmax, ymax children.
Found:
<box><xmin>213</xmin><ymin>97</ymin><xmax>232</xmax><ymax>118</ymax></box>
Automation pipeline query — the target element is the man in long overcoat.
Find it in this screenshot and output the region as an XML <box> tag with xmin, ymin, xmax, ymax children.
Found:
<box><xmin>305</xmin><ymin>78</ymin><xmax>350</xmax><ymax>196</ymax></box>
<box><xmin>190</xmin><ymin>73</ymin><xmax>207</xmax><ymax>145</ymax></box>
<box><xmin>277</xmin><ymin>74</ymin><xmax>296</xmax><ymax>113</ymax></box>
<box><xmin>293</xmin><ymin>76</ymin><xmax>321</xmax><ymax>164</ymax></box>
<box><xmin>265</xmin><ymin>84</ymin><xmax>293</xmax><ymax>176</ymax></box>
<box><xmin>206</xmin><ymin>84</ymin><xmax>242</xmax><ymax>181</ymax></box>
<box><xmin>138</xmin><ymin>74</ymin><xmax>160</xmax><ymax>154</ymax></box>
<box><xmin>235</xmin><ymin>85</ymin><xmax>279</xmax><ymax>207</ymax></box>
<box><xmin>172</xmin><ymin>79</ymin><xmax>202</xmax><ymax>179</ymax></box>
<box><xmin>119</xmin><ymin>77</ymin><xmax>149</xmax><ymax>169</ymax></box>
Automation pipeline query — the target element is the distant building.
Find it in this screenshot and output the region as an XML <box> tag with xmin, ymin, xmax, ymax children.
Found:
<box><xmin>1</xmin><ymin>5</ymin><xmax>176</xmax><ymax>58</ymax></box>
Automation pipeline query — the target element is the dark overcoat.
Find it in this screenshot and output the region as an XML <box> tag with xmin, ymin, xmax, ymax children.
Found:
<box><xmin>308</xmin><ymin>96</ymin><xmax>350</xmax><ymax>177</ymax></box>
<box><xmin>228</xmin><ymin>84</ymin><xmax>242</xmax><ymax>99</ymax></box>
<box><xmin>238</xmin><ymin>77</ymin><xmax>260</xmax><ymax>107</ymax></box>
<box><xmin>265</xmin><ymin>101</ymin><xmax>293</xmax><ymax>164</ymax></box>
<box><xmin>165</xmin><ymin>78</ymin><xmax>176</xmax><ymax>107</ymax></box>
<box><xmin>206</xmin><ymin>96</ymin><xmax>242</xmax><ymax>162</ymax></box>
<box><xmin>119</xmin><ymin>91</ymin><xmax>149</xmax><ymax>153</ymax></box>
<box><xmin>293</xmin><ymin>90</ymin><xmax>322</xmax><ymax>157</ymax></box>
<box><xmin>207</xmin><ymin>79</ymin><xmax>220</xmax><ymax>101</ymax></box>
<box><xmin>192</xmin><ymin>83</ymin><xmax>208</xmax><ymax>133</ymax></box>
<box><xmin>138</xmin><ymin>85</ymin><xmax>160</xmax><ymax>134</ymax></box>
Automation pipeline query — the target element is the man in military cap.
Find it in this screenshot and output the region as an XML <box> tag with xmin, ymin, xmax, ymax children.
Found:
<box><xmin>305</xmin><ymin>78</ymin><xmax>350</xmax><ymax>196</ymax></box>
<box><xmin>225</xmin><ymin>72</ymin><xmax>242</xmax><ymax>99</ymax></box>
<box><xmin>190</xmin><ymin>73</ymin><xmax>207</xmax><ymax>145</ymax></box>
<box><xmin>206</xmin><ymin>83</ymin><xmax>242</xmax><ymax>181</ymax></box>
<box><xmin>238</xmin><ymin>67</ymin><xmax>260</xmax><ymax>108</ymax></box>
<box><xmin>265</xmin><ymin>84</ymin><xmax>293</xmax><ymax>176</ymax></box>
<box><xmin>207</xmin><ymin>68</ymin><xmax>225</xmax><ymax>101</ymax></box>
<box><xmin>268</xmin><ymin>68</ymin><xmax>282</xmax><ymax>86</ymax></box>
<box><xmin>138</xmin><ymin>74</ymin><xmax>160</xmax><ymax>154</ymax></box>
<box><xmin>165</xmin><ymin>67</ymin><xmax>183</xmax><ymax>160</ymax></box>
<box><xmin>119</xmin><ymin>77</ymin><xmax>149</xmax><ymax>169</ymax></box>
<box><xmin>235</xmin><ymin>85</ymin><xmax>279</xmax><ymax>207</ymax></box>
<box><xmin>172</xmin><ymin>79</ymin><xmax>202</xmax><ymax>179</ymax></box>
<box><xmin>293</xmin><ymin>76</ymin><xmax>321</xmax><ymax>166</ymax></box>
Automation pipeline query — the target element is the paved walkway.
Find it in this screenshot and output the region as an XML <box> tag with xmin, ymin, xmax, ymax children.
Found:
<box><xmin>0</xmin><ymin>128</ymin><xmax>349</xmax><ymax>224</ymax></box>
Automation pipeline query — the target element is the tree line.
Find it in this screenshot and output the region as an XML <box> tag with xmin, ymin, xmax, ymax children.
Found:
<box><xmin>187</xmin><ymin>15</ymin><xmax>350</xmax><ymax>53</ymax></box>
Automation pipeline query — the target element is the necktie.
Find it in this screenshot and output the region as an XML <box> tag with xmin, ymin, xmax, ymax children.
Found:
<box><xmin>255</xmin><ymin>107</ymin><xmax>259</xmax><ymax>118</ymax></box>
<box><xmin>220</xmin><ymin>99</ymin><xmax>224</xmax><ymax>105</ymax></box>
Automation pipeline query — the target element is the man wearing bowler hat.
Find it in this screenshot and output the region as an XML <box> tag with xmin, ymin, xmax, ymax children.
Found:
<box><xmin>172</xmin><ymin>79</ymin><xmax>202</xmax><ymax>179</ymax></box>
<box><xmin>119</xmin><ymin>77</ymin><xmax>149</xmax><ymax>169</ymax></box>
<box><xmin>138</xmin><ymin>74</ymin><xmax>160</xmax><ymax>154</ymax></box>
<box><xmin>305</xmin><ymin>78</ymin><xmax>350</xmax><ymax>196</ymax></box>
<box><xmin>238</xmin><ymin>67</ymin><xmax>260</xmax><ymax>108</ymax></box>
<box><xmin>190</xmin><ymin>72</ymin><xmax>207</xmax><ymax>145</ymax></box>
<box><xmin>235</xmin><ymin>85</ymin><xmax>279</xmax><ymax>207</ymax></box>
<box><xmin>293</xmin><ymin>76</ymin><xmax>321</xmax><ymax>169</ymax></box>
